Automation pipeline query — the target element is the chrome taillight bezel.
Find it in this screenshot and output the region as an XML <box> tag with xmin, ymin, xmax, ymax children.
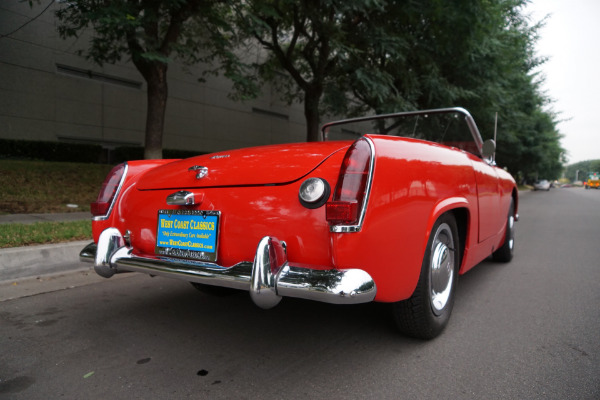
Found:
<box><xmin>92</xmin><ymin>162</ymin><xmax>129</xmax><ymax>221</ymax></box>
<box><xmin>328</xmin><ymin>137</ymin><xmax>375</xmax><ymax>233</ymax></box>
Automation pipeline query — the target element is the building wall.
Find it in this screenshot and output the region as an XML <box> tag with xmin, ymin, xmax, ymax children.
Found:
<box><xmin>0</xmin><ymin>1</ymin><xmax>308</xmax><ymax>154</ymax></box>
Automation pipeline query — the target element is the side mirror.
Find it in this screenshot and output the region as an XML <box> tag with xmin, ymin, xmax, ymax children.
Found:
<box><xmin>482</xmin><ymin>139</ymin><xmax>496</xmax><ymax>161</ymax></box>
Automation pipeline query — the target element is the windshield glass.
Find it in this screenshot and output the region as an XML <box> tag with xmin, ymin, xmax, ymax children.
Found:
<box><xmin>322</xmin><ymin>108</ymin><xmax>483</xmax><ymax>157</ymax></box>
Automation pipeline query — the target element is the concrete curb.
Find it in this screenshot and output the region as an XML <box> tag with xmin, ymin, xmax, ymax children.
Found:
<box><xmin>0</xmin><ymin>240</ymin><xmax>91</xmax><ymax>282</ymax></box>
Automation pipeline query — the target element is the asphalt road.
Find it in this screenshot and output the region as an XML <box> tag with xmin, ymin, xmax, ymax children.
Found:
<box><xmin>1</xmin><ymin>188</ymin><xmax>599</xmax><ymax>399</ymax></box>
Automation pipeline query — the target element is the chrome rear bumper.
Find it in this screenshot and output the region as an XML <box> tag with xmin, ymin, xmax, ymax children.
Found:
<box><xmin>80</xmin><ymin>228</ymin><xmax>376</xmax><ymax>309</ymax></box>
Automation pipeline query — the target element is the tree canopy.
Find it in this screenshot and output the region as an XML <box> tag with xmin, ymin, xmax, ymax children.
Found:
<box><xmin>53</xmin><ymin>0</ymin><xmax>564</xmax><ymax>179</ymax></box>
<box><xmin>228</xmin><ymin>0</ymin><xmax>563</xmax><ymax>178</ymax></box>
<box><xmin>564</xmin><ymin>160</ymin><xmax>600</xmax><ymax>182</ymax></box>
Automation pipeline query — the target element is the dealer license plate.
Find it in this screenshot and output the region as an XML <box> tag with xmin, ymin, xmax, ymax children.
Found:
<box><xmin>155</xmin><ymin>210</ymin><xmax>220</xmax><ymax>262</ymax></box>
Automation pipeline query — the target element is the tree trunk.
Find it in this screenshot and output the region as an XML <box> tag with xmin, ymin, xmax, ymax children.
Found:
<box><xmin>304</xmin><ymin>88</ymin><xmax>322</xmax><ymax>142</ymax></box>
<box><xmin>143</xmin><ymin>63</ymin><xmax>168</xmax><ymax>159</ymax></box>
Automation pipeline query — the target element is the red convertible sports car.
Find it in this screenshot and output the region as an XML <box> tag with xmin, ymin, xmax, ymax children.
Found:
<box><xmin>81</xmin><ymin>107</ymin><xmax>518</xmax><ymax>339</ymax></box>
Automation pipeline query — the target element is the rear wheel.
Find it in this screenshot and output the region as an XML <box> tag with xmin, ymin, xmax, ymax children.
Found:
<box><xmin>492</xmin><ymin>198</ymin><xmax>515</xmax><ymax>262</ymax></box>
<box><xmin>392</xmin><ymin>213</ymin><xmax>459</xmax><ymax>339</ymax></box>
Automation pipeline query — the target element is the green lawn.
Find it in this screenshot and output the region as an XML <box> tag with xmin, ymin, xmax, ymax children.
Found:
<box><xmin>0</xmin><ymin>160</ymin><xmax>113</xmax><ymax>247</ymax></box>
<box><xmin>0</xmin><ymin>220</ymin><xmax>92</xmax><ymax>248</ymax></box>
<box><xmin>0</xmin><ymin>160</ymin><xmax>113</xmax><ymax>214</ymax></box>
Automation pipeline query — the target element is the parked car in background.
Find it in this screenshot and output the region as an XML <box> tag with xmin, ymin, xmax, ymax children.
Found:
<box><xmin>81</xmin><ymin>108</ymin><xmax>518</xmax><ymax>339</ymax></box>
<box><xmin>533</xmin><ymin>180</ymin><xmax>551</xmax><ymax>191</ymax></box>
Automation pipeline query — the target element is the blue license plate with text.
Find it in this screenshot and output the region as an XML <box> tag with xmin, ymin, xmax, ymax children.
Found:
<box><xmin>155</xmin><ymin>210</ymin><xmax>220</xmax><ymax>262</ymax></box>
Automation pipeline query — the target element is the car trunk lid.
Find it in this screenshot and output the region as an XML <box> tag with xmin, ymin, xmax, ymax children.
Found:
<box><xmin>136</xmin><ymin>141</ymin><xmax>351</xmax><ymax>190</ymax></box>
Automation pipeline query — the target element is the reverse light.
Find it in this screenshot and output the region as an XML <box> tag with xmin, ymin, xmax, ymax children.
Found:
<box><xmin>299</xmin><ymin>177</ymin><xmax>330</xmax><ymax>208</ymax></box>
<box><xmin>326</xmin><ymin>138</ymin><xmax>373</xmax><ymax>229</ymax></box>
<box><xmin>91</xmin><ymin>163</ymin><xmax>127</xmax><ymax>219</ymax></box>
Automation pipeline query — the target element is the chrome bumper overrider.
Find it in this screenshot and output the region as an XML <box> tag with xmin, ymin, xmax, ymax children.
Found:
<box><xmin>80</xmin><ymin>228</ymin><xmax>376</xmax><ymax>309</ymax></box>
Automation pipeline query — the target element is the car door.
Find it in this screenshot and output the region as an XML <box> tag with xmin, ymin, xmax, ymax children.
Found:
<box><xmin>472</xmin><ymin>158</ymin><xmax>502</xmax><ymax>242</ymax></box>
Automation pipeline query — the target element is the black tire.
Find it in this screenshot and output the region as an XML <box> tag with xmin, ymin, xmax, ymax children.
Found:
<box><xmin>492</xmin><ymin>198</ymin><xmax>515</xmax><ymax>263</ymax></box>
<box><xmin>392</xmin><ymin>213</ymin><xmax>460</xmax><ymax>340</ymax></box>
<box><xmin>190</xmin><ymin>282</ymin><xmax>240</xmax><ymax>296</ymax></box>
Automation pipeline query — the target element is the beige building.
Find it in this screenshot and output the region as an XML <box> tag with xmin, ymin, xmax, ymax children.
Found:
<box><xmin>0</xmin><ymin>1</ymin><xmax>308</xmax><ymax>155</ymax></box>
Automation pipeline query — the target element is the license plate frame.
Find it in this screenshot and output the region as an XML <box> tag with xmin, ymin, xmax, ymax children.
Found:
<box><xmin>155</xmin><ymin>209</ymin><xmax>220</xmax><ymax>262</ymax></box>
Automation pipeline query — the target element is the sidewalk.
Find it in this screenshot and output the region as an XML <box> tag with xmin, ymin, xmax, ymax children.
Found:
<box><xmin>0</xmin><ymin>212</ymin><xmax>93</xmax><ymax>283</ymax></box>
<box><xmin>0</xmin><ymin>211</ymin><xmax>91</xmax><ymax>225</ymax></box>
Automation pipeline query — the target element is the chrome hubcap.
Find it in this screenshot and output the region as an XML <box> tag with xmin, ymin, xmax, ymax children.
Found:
<box><xmin>430</xmin><ymin>223</ymin><xmax>455</xmax><ymax>315</ymax></box>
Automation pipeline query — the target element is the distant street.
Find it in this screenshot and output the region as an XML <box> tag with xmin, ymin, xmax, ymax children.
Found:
<box><xmin>1</xmin><ymin>187</ymin><xmax>599</xmax><ymax>399</ymax></box>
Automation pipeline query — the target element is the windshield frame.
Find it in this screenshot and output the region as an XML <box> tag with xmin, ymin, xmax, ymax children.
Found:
<box><xmin>321</xmin><ymin>107</ymin><xmax>485</xmax><ymax>158</ymax></box>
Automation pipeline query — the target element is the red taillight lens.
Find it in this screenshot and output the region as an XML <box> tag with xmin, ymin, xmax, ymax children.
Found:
<box><xmin>91</xmin><ymin>163</ymin><xmax>126</xmax><ymax>217</ymax></box>
<box><xmin>326</xmin><ymin>139</ymin><xmax>372</xmax><ymax>225</ymax></box>
<box><xmin>326</xmin><ymin>201</ymin><xmax>359</xmax><ymax>225</ymax></box>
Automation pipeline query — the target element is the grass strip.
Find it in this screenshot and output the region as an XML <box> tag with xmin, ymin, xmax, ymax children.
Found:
<box><xmin>0</xmin><ymin>220</ymin><xmax>92</xmax><ymax>248</ymax></box>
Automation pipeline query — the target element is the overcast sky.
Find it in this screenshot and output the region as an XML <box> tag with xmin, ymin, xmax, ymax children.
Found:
<box><xmin>526</xmin><ymin>0</ymin><xmax>600</xmax><ymax>164</ymax></box>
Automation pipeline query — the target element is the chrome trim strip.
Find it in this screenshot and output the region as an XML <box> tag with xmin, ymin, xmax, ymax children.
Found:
<box><xmin>329</xmin><ymin>136</ymin><xmax>376</xmax><ymax>233</ymax></box>
<box><xmin>81</xmin><ymin>230</ymin><xmax>377</xmax><ymax>307</ymax></box>
<box><xmin>93</xmin><ymin>163</ymin><xmax>129</xmax><ymax>221</ymax></box>
<box><xmin>321</xmin><ymin>107</ymin><xmax>484</xmax><ymax>157</ymax></box>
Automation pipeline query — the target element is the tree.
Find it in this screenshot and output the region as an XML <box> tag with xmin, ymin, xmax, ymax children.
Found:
<box><xmin>233</xmin><ymin>0</ymin><xmax>394</xmax><ymax>142</ymax></box>
<box><xmin>231</xmin><ymin>0</ymin><xmax>563</xmax><ymax>178</ymax></box>
<box><xmin>338</xmin><ymin>0</ymin><xmax>564</xmax><ymax>179</ymax></box>
<box><xmin>56</xmin><ymin>0</ymin><xmax>227</xmax><ymax>159</ymax></box>
<box><xmin>564</xmin><ymin>160</ymin><xmax>600</xmax><ymax>182</ymax></box>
